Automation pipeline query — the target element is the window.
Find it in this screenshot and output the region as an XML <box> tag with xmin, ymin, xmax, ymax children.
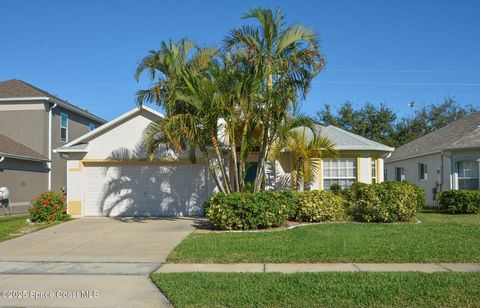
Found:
<box><xmin>88</xmin><ymin>123</ymin><xmax>95</xmax><ymax>132</ymax></box>
<box><xmin>323</xmin><ymin>158</ymin><xmax>357</xmax><ymax>190</ymax></box>
<box><xmin>60</xmin><ymin>113</ymin><xmax>68</xmax><ymax>142</ymax></box>
<box><xmin>371</xmin><ymin>159</ymin><xmax>377</xmax><ymax>184</ymax></box>
<box><xmin>419</xmin><ymin>163</ymin><xmax>428</xmax><ymax>181</ymax></box>
<box><xmin>456</xmin><ymin>160</ymin><xmax>479</xmax><ymax>190</ymax></box>
<box><xmin>395</xmin><ymin>167</ymin><xmax>405</xmax><ymax>182</ymax></box>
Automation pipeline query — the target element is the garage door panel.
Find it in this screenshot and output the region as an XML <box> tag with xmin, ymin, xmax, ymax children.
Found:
<box><xmin>83</xmin><ymin>163</ymin><xmax>211</xmax><ymax>217</ymax></box>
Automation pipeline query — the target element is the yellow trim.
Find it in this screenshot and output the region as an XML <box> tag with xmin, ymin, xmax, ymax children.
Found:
<box><xmin>68</xmin><ymin>161</ymin><xmax>83</xmax><ymax>172</ymax></box>
<box><xmin>68</xmin><ymin>201</ymin><xmax>82</xmax><ymax>215</ymax></box>
<box><xmin>81</xmin><ymin>158</ymin><xmax>205</xmax><ymax>165</ymax></box>
<box><xmin>376</xmin><ymin>158</ymin><xmax>381</xmax><ymax>183</ymax></box>
<box><xmin>356</xmin><ymin>157</ymin><xmax>361</xmax><ymax>181</ymax></box>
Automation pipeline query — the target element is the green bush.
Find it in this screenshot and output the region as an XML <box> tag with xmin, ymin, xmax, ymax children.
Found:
<box><xmin>29</xmin><ymin>191</ymin><xmax>69</xmax><ymax>223</ymax></box>
<box><xmin>438</xmin><ymin>190</ymin><xmax>480</xmax><ymax>214</ymax></box>
<box><xmin>346</xmin><ymin>182</ymin><xmax>421</xmax><ymax>222</ymax></box>
<box><xmin>205</xmin><ymin>191</ymin><xmax>296</xmax><ymax>230</ymax></box>
<box><xmin>294</xmin><ymin>190</ymin><xmax>348</xmax><ymax>222</ymax></box>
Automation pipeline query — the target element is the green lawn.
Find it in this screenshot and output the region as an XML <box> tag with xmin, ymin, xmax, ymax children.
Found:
<box><xmin>0</xmin><ymin>215</ymin><xmax>31</xmax><ymax>242</ymax></box>
<box><xmin>0</xmin><ymin>215</ymin><xmax>60</xmax><ymax>242</ymax></box>
<box><xmin>168</xmin><ymin>213</ymin><xmax>480</xmax><ymax>263</ymax></box>
<box><xmin>152</xmin><ymin>272</ymin><xmax>480</xmax><ymax>307</ymax></box>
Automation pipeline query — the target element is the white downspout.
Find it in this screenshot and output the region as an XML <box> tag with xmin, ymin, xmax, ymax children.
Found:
<box><xmin>48</xmin><ymin>103</ymin><xmax>58</xmax><ymax>190</ymax></box>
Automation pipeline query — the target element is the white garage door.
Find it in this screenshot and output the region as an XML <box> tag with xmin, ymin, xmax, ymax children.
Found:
<box><xmin>83</xmin><ymin>163</ymin><xmax>212</xmax><ymax>217</ymax></box>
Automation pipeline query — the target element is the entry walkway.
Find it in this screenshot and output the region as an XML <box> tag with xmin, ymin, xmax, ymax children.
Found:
<box><xmin>156</xmin><ymin>263</ymin><xmax>480</xmax><ymax>273</ymax></box>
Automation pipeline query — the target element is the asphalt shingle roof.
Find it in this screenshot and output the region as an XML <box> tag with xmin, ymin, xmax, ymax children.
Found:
<box><xmin>297</xmin><ymin>124</ymin><xmax>394</xmax><ymax>152</ymax></box>
<box><xmin>0</xmin><ymin>133</ymin><xmax>49</xmax><ymax>162</ymax></box>
<box><xmin>0</xmin><ymin>79</ymin><xmax>105</xmax><ymax>122</ymax></box>
<box><xmin>386</xmin><ymin>112</ymin><xmax>480</xmax><ymax>162</ymax></box>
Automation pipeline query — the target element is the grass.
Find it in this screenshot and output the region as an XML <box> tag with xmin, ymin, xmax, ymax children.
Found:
<box><xmin>0</xmin><ymin>215</ymin><xmax>61</xmax><ymax>242</ymax></box>
<box><xmin>168</xmin><ymin>212</ymin><xmax>480</xmax><ymax>263</ymax></box>
<box><xmin>152</xmin><ymin>272</ymin><xmax>480</xmax><ymax>307</ymax></box>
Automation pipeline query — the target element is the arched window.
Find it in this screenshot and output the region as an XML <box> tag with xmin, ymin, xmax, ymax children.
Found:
<box><xmin>456</xmin><ymin>160</ymin><xmax>479</xmax><ymax>190</ymax></box>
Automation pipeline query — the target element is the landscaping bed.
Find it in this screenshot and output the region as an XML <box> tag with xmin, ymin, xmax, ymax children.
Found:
<box><xmin>152</xmin><ymin>272</ymin><xmax>480</xmax><ymax>307</ymax></box>
<box><xmin>168</xmin><ymin>212</ymin><xmax>480</xmax><ymax>263</ymax></box>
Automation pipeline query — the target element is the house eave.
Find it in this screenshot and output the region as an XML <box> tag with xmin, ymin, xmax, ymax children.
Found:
<box><xmin>0</xmin><ymin>96</ymin><xmax>107</xmax><ymax>124</ymax></box>
<box><xmin>0</xmin><ymin>152</ymin><xmax>50</xmax><ymax>162</ymax></box>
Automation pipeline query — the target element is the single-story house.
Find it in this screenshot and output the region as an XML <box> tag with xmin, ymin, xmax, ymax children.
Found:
<box><xmin>385</xmin><ymin>112</ymin><xmax>480</xmax><ymax>207</ymax></box>
<box><xmin>55</xmin><ymin>106</ymin><xmax>394</xmax><ymax>217</ymax></box>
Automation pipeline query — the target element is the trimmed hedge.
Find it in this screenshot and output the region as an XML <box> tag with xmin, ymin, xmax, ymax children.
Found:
<box><xmin>346</xmin><ymin>182</ymin><xmax>422</xmax><ymax>223</ymax></box>
<box><xmin>438</xmin><ymin>190</ymin><xmax>480</xmax><ymax>214</ymax></box>
<box><xmin>294</xmin><ymin>190</ymin><xmax>347</xmax><ymax>222</ymax></box>
<box><xmin>205</xmin><ymin>191</ymin><xmax>296</xmax><ymax>230</ymax></box>
<box><xmin>205</xmin><ymin>181</ymin><xmax>425</xmax><ymax>229</ymax></box>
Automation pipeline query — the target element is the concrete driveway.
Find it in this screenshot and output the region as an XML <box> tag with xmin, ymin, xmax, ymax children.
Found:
<box><xmin>0</xmin><ymin>217</ymin><xmax>196</xmax><ymax>262</ymax></box>
<box><xmin>0</xmin><ymin>217</ymin><xmax>197</xmax><ymax>307</ymax></box>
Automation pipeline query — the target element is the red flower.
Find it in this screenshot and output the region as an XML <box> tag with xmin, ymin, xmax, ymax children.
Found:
<box><xmin>43</xmin><ymin>203</ymin><xmax>47</xmax><ymax>208</ymax></box>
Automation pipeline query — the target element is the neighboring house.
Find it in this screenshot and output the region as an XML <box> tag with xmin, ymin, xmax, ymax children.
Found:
<box><xmin>385</xmin><ymin>112</ymin><xmax>480</xmax><ymax>207</ymax></box>
<box><xmin>56</xmin><ymin>106</ymin><xmax>394</xmax><ymax>217</ymax></box>
<box><xmin>0</xmin><ymin>79</ymin><xmax>106</xmax><ymax>212</ymax></box>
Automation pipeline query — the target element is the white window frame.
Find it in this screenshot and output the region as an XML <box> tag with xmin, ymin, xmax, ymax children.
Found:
<box><xmin>456</xmin><ymin>160</ymin><xmax>479</xmax><ymax>190</ymax></box>
<box><xmin>322</xmin><ymin>158</ymin><xmax>357</xmax><ymax>190</ymax></box>
<box><xmin>60</xmin><ymin>112</ymin><xmax>68</xmax><ymax>142</ymax></box>
<box><xmin>418</xmin><ymin>163</ymin><xmax>428</xmax><ymax>181</ymax></box>
<box><xmin>371</xmin><ymin>158</ymin><xmax>377</xmax><ymax>184</ymax></box>
<box><xmin>88</xmin><ymin>123</ymin><xmax>95</xmax><ymax>132</ymax></box>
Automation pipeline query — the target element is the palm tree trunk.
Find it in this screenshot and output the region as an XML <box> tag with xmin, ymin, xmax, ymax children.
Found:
<box><xmin>229</xmin><ymin>138</ymin><xmax>240</xmax><ymax>192</ymax></box>
<box><xmin>254</xmin><ymin>127</ymin><xmax>269</xmax><ymax>192</ymax></box>
<box><xmin>202</xmin><ymin>151</ymin><xmax>226</xmax><ymax>194</ymax></box>
<box><xmin>238</xmin><ymin>121</ymin><xmax>249</xmax><ymax>191</ymax></box>
<box><xmin>211</xmin><ymin>135</ymin><xmax>232</xmax><ymax>193</ymax></box>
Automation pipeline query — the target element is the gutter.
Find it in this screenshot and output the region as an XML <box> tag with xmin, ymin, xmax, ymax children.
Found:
<box><xmin>0</xmin><ymin>152</ymin><xmax>50</xmax><ymax>163</ymax></box>
<box><xmin>0</xmin><ymin>97</ymin><xmax>107</xmax><ymax>124</ymax></box>
<box><xmin>48</xmin><ymin>103</ymin><xmax>58</xmax><ymax>190</ymax></box>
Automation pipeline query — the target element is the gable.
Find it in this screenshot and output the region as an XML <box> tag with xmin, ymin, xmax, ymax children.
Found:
<box><xmin>82</xmin><ymin>109</ymin><xmax>162</xmax><ymax>159</ymax></box>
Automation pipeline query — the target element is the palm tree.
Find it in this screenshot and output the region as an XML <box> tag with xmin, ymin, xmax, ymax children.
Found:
<box><xmin>271</xmin><ymin>124</ymin><xmax>337</xmax><ymax>191</ymax></box>
<box><xmin>224</xmin><ymin>7</ymin><xmax>326</xmax><ymax>191</ymax></box>
<box><xmin>135</xmin><ymin>38</ymin><xmax>216</xmax><ymax>111</ymax></box>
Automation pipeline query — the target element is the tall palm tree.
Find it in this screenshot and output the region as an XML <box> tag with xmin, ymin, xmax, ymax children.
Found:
<box><xmin>135</xmin><ymin>38</ymin><xmax>216</xmax><ymax>112</ymax></box>
<box><xmin>224</xmin><ymin>7</ymin><xmax>326</xmax><ymax>191</ymax></box>
<box><xmin>271</xmin><ymin>125</ymin><xmax>337</xmax><ymax>191</ymax></box>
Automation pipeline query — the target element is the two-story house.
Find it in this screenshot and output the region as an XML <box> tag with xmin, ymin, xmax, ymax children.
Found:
<box><xmin>0</xmin><ymin>79</ymin><xmax>106</xmax><ymax>213</ymax></box>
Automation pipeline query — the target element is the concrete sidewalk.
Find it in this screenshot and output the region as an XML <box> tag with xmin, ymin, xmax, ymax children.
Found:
<box><xmin>156</xmin><ymin>263</ymin><xmax>480</xmax><ymax>273</ymax></box>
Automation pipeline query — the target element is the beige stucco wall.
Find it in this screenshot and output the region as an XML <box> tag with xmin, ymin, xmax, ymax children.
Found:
<box><xmin>269</xmin><ymin>150</ymin><xmax>388</xmax><ymax>191</ymax></box>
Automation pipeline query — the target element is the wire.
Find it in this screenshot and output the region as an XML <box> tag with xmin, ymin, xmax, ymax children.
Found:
<box><xmin>313</xmin><ymin>80</ymin><xmax>480</xmax><ymax>87</ymax></box>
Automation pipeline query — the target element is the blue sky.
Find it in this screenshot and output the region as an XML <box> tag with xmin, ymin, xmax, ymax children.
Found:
<box><xmin>1</xmin><ymin>0</ymin><xmax>479</xmax><ymax>121</ymax></box>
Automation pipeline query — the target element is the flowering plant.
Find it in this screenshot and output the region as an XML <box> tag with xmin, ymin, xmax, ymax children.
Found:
<box><xmin>29</xmin><ymin>191</ymin><xmax>69</xmax><ymax>223</ymax></box>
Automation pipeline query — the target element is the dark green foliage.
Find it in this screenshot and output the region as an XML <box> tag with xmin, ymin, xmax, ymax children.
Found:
<box><xmin>205</xmin><ymin>191</ymin><xmax>296</xmax><ymax>230</ymax></box>
<box><xmin>294</xmin><ymin>190</ymin><xmax>348</xmax><ymax>222</ymax></box>
<box><xmin>346</xmin><ymin>182</ymin><xmax>423</xmax><ymax>222</ymax></box>
<box><xmin>317</xmin><ymin>98</ymin><xmax>479</xmax><ymax>147</ymax></box>
<box><xmin>438</xmin><ymin>190</ymin><xmax>480</xmax><ymax>214</ymax></box>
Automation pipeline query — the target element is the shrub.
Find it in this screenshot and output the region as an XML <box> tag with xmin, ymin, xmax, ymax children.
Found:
<box><xmin>29</xmin><ymin>191</ymin><xmax>69</xmax><ymax>223</ymax></box>
<box><xmin>205</xmin><ymin>191</ymin><xmax>296</xmax><ymax>230</ymax></box>
<box><xmin>438</xmin><ymin>190</ymin><xmax>480</xmax><ymax>214</ymax></box>
<box><xmin>346</xmin><ymin>182</ymin><xmax>421</xmax><ymax>222</ymax></box>
<box><xmin>294</xmin><ymin>190</ymin><xmax>348</xmax><ymax>222</ymax></box>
